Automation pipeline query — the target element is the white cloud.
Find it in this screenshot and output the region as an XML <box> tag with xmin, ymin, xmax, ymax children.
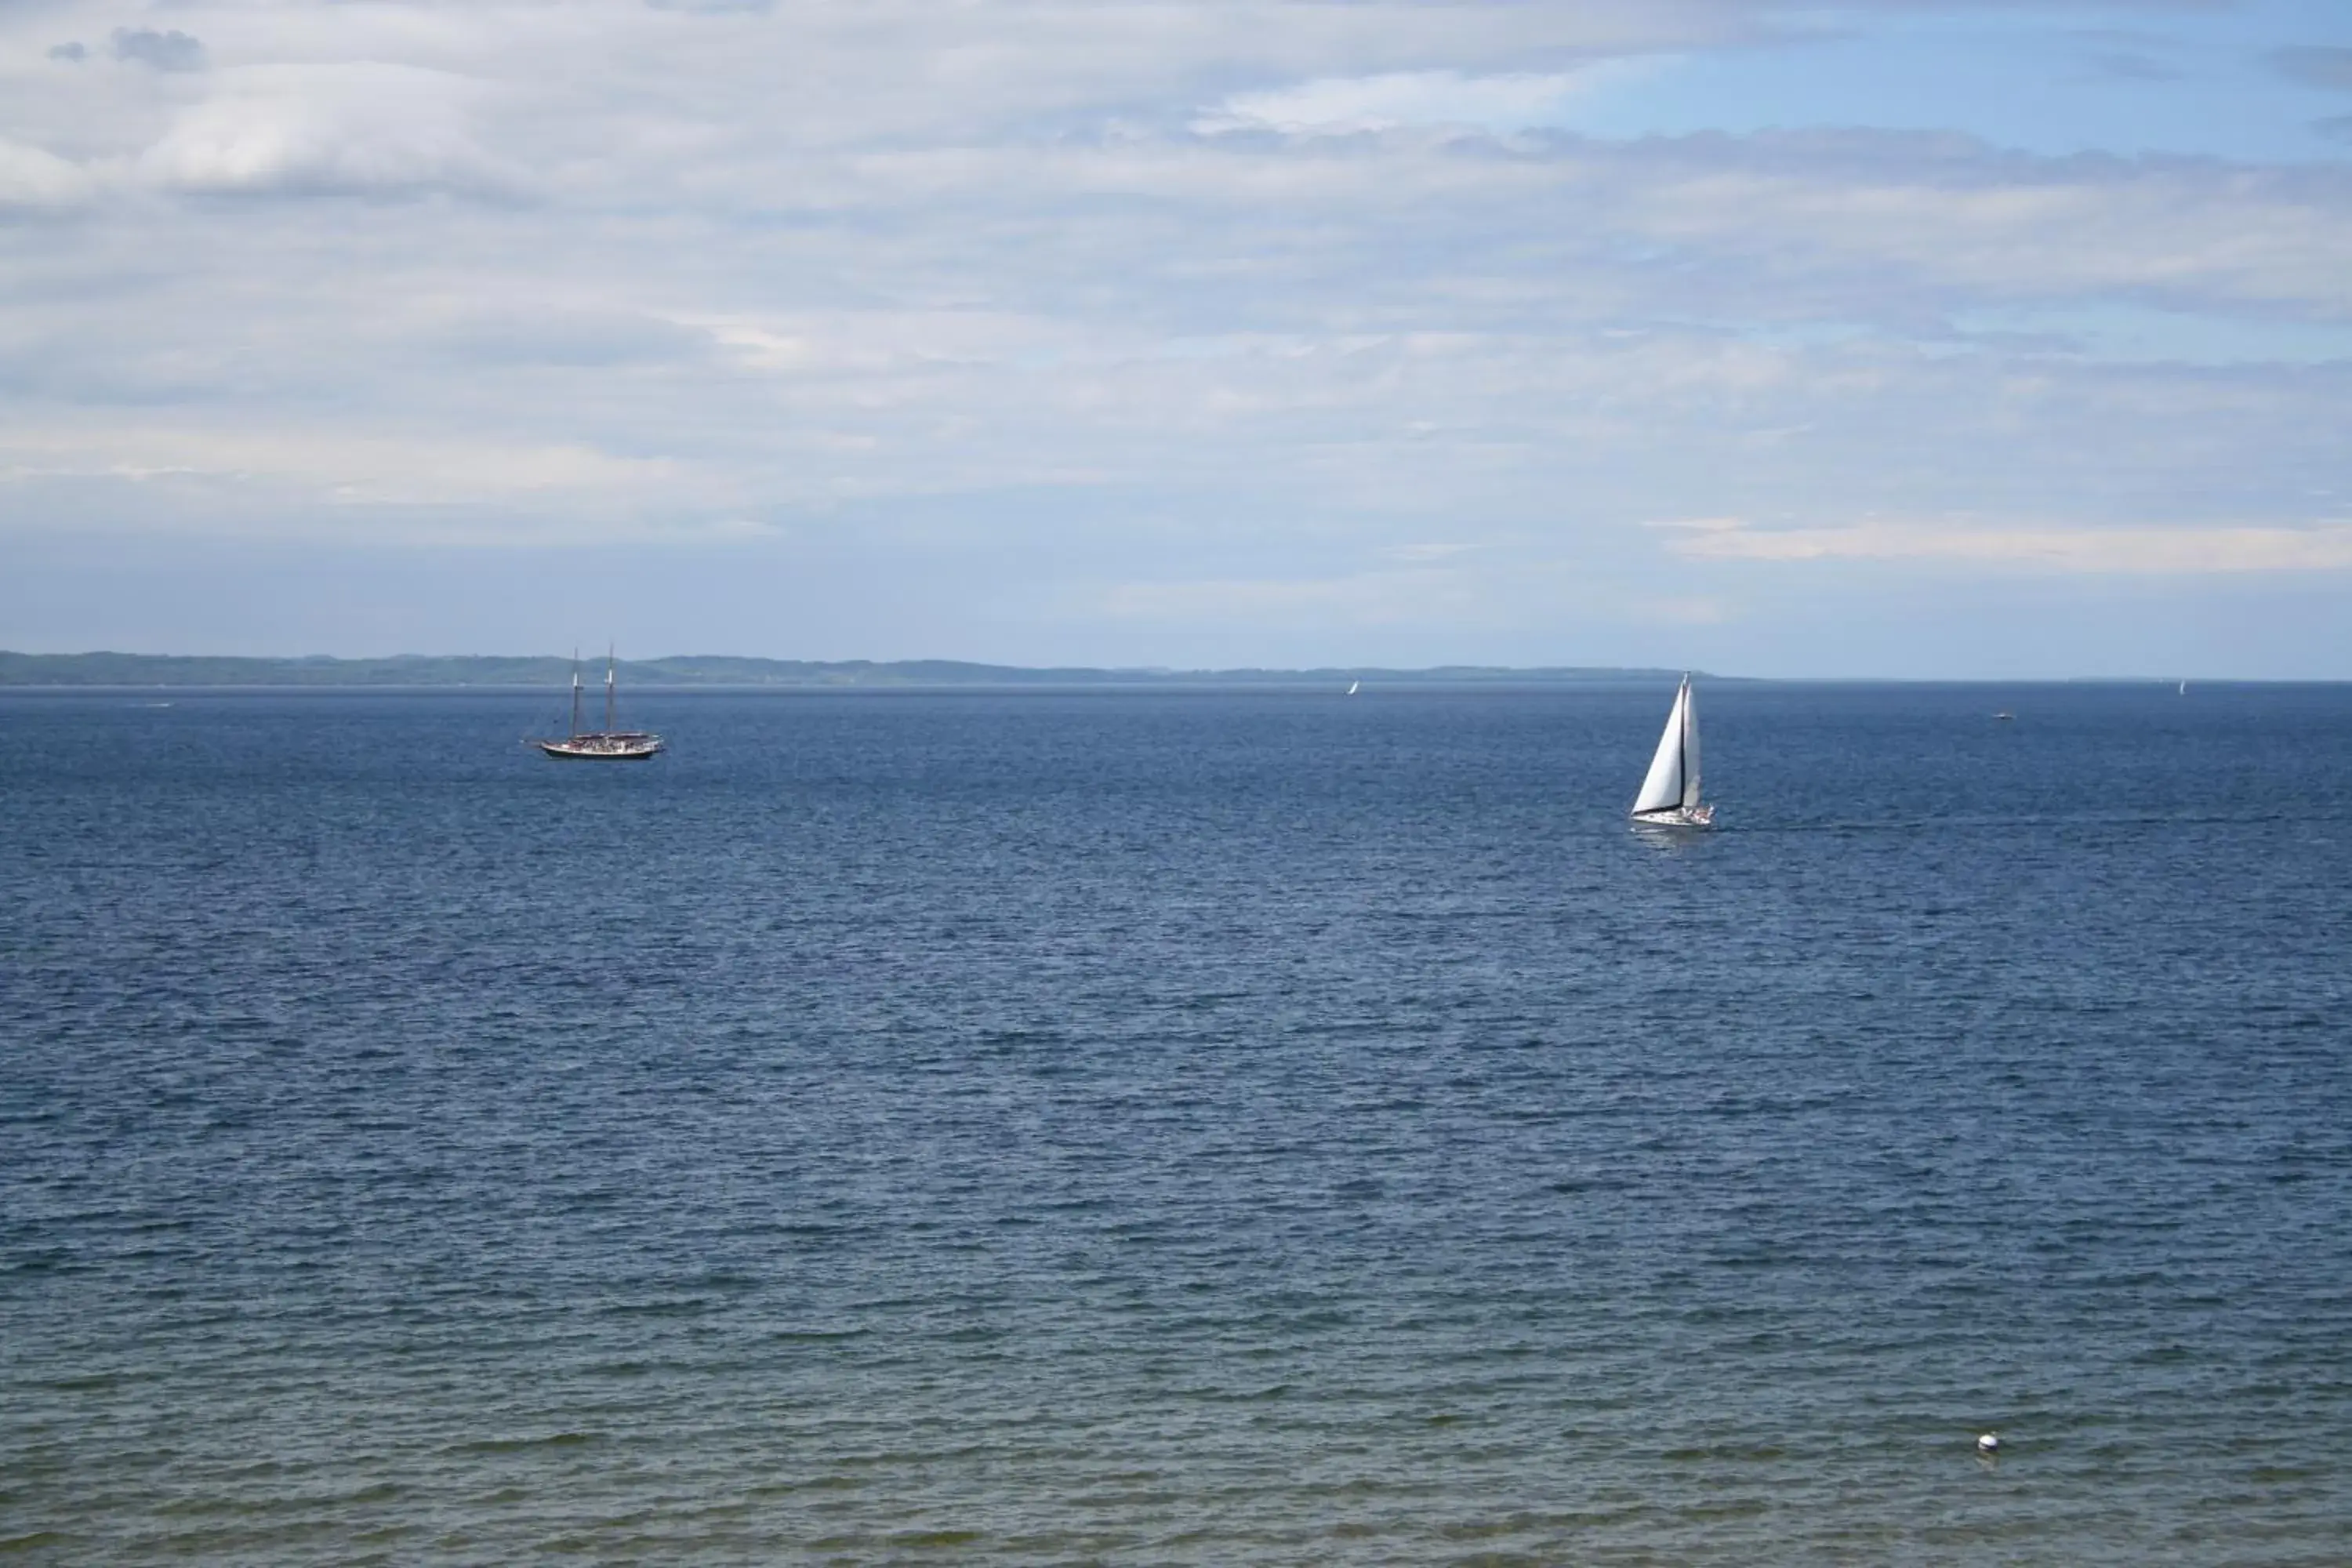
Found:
<box><xmin>136</xmin><ymin>64</ymin><xmax>517</xmax><ymax>197</ymax></box>
<box><xmin>1666</xmin><ymin>518</ymin><xmax>2352</xmax><ymax>574</ymax></box>
<box><xmin>0</xmin><ymin>420</ymin><xmax>677</xmax><ymax>510</ymax></box>
<box><xmin>1197</xmin><ymin>67</ymin><xmax>1624</xmax><ymax>135</ymax></box>
<box><xmin>0</xmin><ymin>0</ymin><xmax>2347</xmax><ymax>667</ymax></box>
<box><xmin>1648</xmin><ymin>516</ymin><xmax>1747</xmax><ymax>535</ymax></box>
<box><xmin>0</xmin><ymin>138</ymin><xmax>93</xmax><ymax>208</ymax></box>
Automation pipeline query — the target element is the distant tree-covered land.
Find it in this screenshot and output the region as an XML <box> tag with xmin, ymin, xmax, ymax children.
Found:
<box><xmin>0</xmin><ymin>652</ymin><xmax>1697</xmax><ymax>688</ymax></box>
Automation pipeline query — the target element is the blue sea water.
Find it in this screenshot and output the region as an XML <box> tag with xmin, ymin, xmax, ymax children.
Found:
<box><xmin>3</xmin><ymin>682</ymin><xmax>2350</xmax><ymax>1564</ymax></box>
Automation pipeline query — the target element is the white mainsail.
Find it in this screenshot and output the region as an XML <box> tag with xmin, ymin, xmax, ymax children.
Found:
<box><xmin>1631</xmin><ymin>675</ymin><xmax>1706</xmax><ymax>822</ymax></box>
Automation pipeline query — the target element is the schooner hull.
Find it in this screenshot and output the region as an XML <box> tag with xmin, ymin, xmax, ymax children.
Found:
<box><xmin>535</xmin><ymin>737</ymin><xmax>663</xmax><ymax>760</ymax></box>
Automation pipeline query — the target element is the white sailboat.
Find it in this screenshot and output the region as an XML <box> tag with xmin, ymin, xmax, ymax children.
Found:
<box><xmin>1631</xmin><ymin>673</ymin><xmax>1712</xmax><ymax>827</ymax></box>
<box><xmin>1346</xmin><ymin>680</ymin><xmax>1360</xmax><ymax>696</ymax></box>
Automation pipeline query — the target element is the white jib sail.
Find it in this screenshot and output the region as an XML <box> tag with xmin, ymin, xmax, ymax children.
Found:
<box><xmin>1632</xmin><ymin>678</ymin><xmax>1688</xmax><ymax>815</ymax></box>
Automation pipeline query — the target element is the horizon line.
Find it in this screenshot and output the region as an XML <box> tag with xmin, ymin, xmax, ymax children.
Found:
<box><xmin>0</xmin><ymin>651</ymin><xmax>2336</xmax><ymax>686</ymax></box>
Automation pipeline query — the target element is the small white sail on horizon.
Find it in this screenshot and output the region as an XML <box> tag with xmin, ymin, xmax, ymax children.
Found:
<box><xmin>1347</xmin><ymin>680</ymin><xmax>1360</xmax><ymax>695</ymax></box>
<box><xmin>1631</xmin><ymin>674</ymin><xmax>1712</xmax><ymax>827</ymax></box>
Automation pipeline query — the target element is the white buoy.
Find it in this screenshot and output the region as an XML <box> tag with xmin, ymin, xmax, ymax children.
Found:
<box><xmin>1977</xmin><ymin>1432</ymin><xmax>2001</xmax><ymax>1455</ymax></box>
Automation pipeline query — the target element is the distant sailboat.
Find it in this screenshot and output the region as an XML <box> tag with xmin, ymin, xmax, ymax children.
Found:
<box><xmin>1346</xmin><ymin>680</ymin><xmax>1360</xmax><ymax>696</ymax></box>
<box><xmin>2179</xmin><ymin>680</ymin><xmax>2188</xmax><ymax>696</ymax></box>
<box><xmin>533</xmin><ymin>649</ymin><xmax>664</xmax><ymax>760</ymax></box>
<box><xmin>1631</xmin><ymin>674</ymin><xmax>1712</xmax><ymax>827</ymax></box>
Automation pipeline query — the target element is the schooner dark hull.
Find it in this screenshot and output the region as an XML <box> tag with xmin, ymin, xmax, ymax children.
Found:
<box><xmin>535</xmin><ymin>737</ymin><xmax>663</xmax><ymax>760</ymax></box>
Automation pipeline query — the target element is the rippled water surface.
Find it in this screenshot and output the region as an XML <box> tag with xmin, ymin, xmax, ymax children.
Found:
<box><xmin>5</xmin><ymin>683</ymin><xmax>2350</xmax><ymax>1563</ymax></box>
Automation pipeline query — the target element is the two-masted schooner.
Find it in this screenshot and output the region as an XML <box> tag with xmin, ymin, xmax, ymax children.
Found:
<box><xmin>1630</xmin><ymin>673</ymin><xmax>1711</xmax><ymax>827</ymax></box>
<box><xmin>533</xmin><ymin>650</ymin><xmax>664</xmax><ymax>760</ymax></box>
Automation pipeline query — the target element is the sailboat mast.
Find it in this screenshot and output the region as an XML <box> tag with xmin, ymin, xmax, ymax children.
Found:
<box><xmin>569</xmin><ymin>652</ymin><xmax>583</xmax><ymax>739</ymax></box>
<box><xmin>1679</xmin><ymin>675</ymin><xmax>1700</xmax><ymax>811</ymax></box>
<box><xmin>1680</xmin><ymin>678</ymin><xmax>1691</xmax><ymax>799</ymax></box>
<box><xmin>604</xmin><ymin>648</ymin><xmax>617</xmax><ymax>732</ymax></box>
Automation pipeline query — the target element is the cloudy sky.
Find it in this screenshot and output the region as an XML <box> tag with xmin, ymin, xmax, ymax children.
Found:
<box><xmin>3</xmin><ymin>0</ymin><xmax>2349</xmax><ymax>674</ymax></box>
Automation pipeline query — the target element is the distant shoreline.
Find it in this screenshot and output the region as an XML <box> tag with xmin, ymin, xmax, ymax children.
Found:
<box><xmin>0</xmin><ymin>654</ymin><xmax>2330</xmax><ymax>688</ymax></box>
<box><xmin>0</xmin><ymin>652</ymin><xmax>1703</xmax><ymax>689</ymax></box>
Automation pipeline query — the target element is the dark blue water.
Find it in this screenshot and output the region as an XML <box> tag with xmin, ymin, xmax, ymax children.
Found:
<box><xmin>4</xmin><ymin>684</ymin><xmax>2350</xmax><ymax>1563</ymax></box>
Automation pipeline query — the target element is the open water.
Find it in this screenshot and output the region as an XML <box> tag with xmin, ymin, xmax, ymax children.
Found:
<box><xmin>3</xmin><ymin>682</ymin><xmax>2350</xmax><ymax>1563</ymax></box>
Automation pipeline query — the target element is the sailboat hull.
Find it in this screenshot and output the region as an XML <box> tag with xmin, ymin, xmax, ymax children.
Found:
<box><xmin>1631</xmin><ymin>804</ymin><xmax>1714</xmax><ymax>829</ymax></box>
<box><xmin>535</xmin><ymin>734</ymin><xmax>663</xmax><ymax>760</ymax></box>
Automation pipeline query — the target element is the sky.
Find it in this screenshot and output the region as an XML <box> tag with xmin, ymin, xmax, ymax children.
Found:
<box><xmin>2</xmin><ymin>0</ymin><xmax>2350</xmax><ymax>677</ymax></box>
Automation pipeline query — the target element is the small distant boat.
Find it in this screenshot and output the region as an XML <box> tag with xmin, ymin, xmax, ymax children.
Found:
<box><xmin>2179</xmin><ymin>680</ymin><xmax>2188</xmax><ymax>696</ymax></box>
<box><xmin>1631</xmin><ymin>673</ymin><xmax>1712</xmax><ymax>828</ymax></box>
<box><xmin>533</xmin><ymin>649</ymin><xmax>663</xmax><ymax>760</ymax></box>
<box><xmin>1346</xmin><ymin>680</ymin><xmax>1360</xmax><ymax>696</ymax></box>
<box><xmin>1993</xmin><ymin>710</ymin><xmax>2015</xmax><ymax>722</ymax></box>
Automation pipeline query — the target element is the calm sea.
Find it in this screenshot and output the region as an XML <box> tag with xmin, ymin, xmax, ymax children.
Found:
<box><xmin>4</xmin><ymin>683</ymin><xmax>2349</xmax><ymax>1563</ymax></box>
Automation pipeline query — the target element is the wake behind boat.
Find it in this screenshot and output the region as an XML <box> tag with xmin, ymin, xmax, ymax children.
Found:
<box><xmin>1631</xmin><ymin>673</ymin><xmax>1711</xmax><ymax>828</ymax></box>
<box><xmin>534</xmin><ymin>650</ymin><xmax>664</xmax><ymax>760</ymax></box>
